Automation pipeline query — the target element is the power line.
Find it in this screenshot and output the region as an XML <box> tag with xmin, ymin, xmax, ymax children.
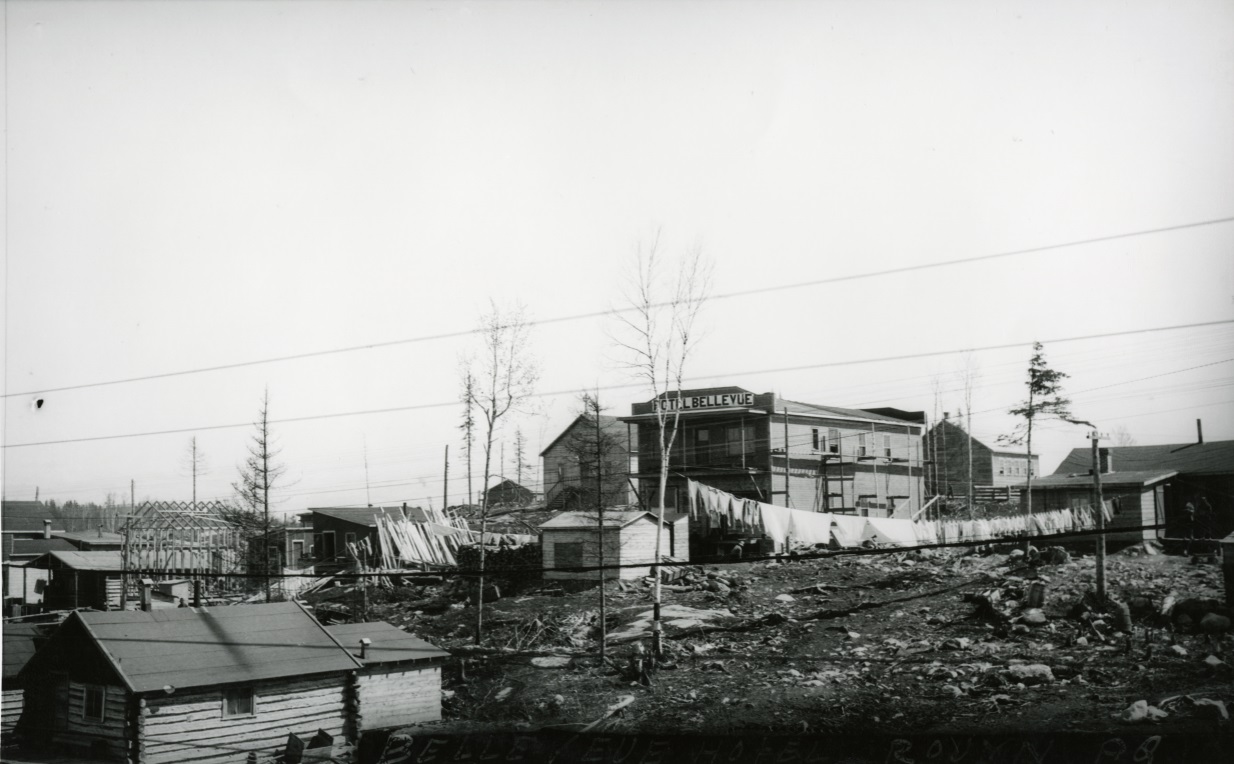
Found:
<box><xmin>6</xmin><ymin>217</ymin><xmax>1232</xmax><ymax>400</ymax></box>
<box><xmin>6</xmin><ymin>318</ymin><xmax>1232</xmax><ymax>450</ymax></box>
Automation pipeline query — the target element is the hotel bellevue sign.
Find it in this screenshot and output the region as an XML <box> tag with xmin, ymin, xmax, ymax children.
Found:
<box><xmin>651</xmin><ymin>391</ymin><xmax>755</xmax><ymax>413</ymax></box>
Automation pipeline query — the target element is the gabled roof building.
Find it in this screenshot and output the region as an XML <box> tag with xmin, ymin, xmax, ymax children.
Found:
<box><xmin>17</xmin><ymin>602</ymin><xmax>448</xmax><ymax>763</ymax></box>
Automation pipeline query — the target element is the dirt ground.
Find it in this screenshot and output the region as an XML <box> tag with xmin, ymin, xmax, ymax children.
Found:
<box><xmin>364</xmin><ymin>544</ymin><xmax>1233</xmax><ymax>739</ymax></box>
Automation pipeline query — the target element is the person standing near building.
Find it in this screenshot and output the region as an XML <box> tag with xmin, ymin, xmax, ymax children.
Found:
<box><xmin>1183</xmin><ymin>499</ymin><xmax>1197</xmax><ymax>553</ymax></box>
<box><xmin>1197</xmin><ymin>497</ymin><xmax>1215</xmax><ymax>540</ymax></box>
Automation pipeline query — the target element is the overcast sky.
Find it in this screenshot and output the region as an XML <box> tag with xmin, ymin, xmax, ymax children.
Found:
<box><xmin>3</xmin><ymin>0</ymin><xmax>1232</xmax><ymax>516</ymax></box>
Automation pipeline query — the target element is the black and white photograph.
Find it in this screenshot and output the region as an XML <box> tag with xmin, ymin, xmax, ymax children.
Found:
<box><xmin>2</xmin><ymin>1</ymin><xmax>1232</xmax><ymax>762</ymax></box>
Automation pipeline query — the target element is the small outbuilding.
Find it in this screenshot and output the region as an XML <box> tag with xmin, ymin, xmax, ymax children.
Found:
<box><xmin>539</xmin><ymin>510</ymin><xmax>688</xmax><ymax>581</ymax></box>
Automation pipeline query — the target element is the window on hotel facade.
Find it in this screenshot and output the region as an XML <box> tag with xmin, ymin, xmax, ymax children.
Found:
<box><xmin>812</xmin><ymin>429</ymin><xmax>820</xmax><ymax>451</ymax></box>
<box><xmin>83</xmin><ymin>685</ymin><xmax>106</xmax><ymax>722</ymax></box>
<box><xmin>223</xmin><ymin>687</ymin><xmax>256</xmax><ymax>718</ymax></box>
<box><xmin>883</xmin><ymin>434</ymin><xmax>892</xmax><ymax>458</ymax></box>
<box><xmin>726</xmin><ymin>425</ymin><xmax>756</xmax><ymax>457</ymax></box>
<box><xmin>828</xmin><ymin>429</ymin><xmax>840</xmax><ymax>454</ymax></box>
<box><xmin>694</xmin><ymin>429</ymin><xmax>712</xmax><ymax>465</ymax></box>
<box><xmin>857</xmin><ymin>434</ymin><xmax>868</xmax><ymax>457</ymax></box>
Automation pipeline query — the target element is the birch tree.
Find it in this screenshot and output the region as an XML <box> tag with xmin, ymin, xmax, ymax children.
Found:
<box><xmin>463</xmin><ymin>302</ymin><xmax>538</xmax><ymax>644</ymax></box>
<box><xmin>999</xmin><ymin>342</ymin><xmax>1072</xmax><ymax>548</ymax></box>
<box><xmin>613</xmin><ymin>232</ymin><xmax>711</xmax><ymax>658</ymax></box>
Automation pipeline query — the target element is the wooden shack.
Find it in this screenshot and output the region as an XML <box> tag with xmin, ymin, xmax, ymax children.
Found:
<box><xmin>17</xmin><ymin>602</ymin><xmax>449</xmax><ymax>763</ymax></box>
<box><xmin>28</xmin><ymin>550</ymin><xmax>124</xmax><ymax>610</ymax></box>
<box><xmin>539</xmin><ymin>510</ymin><xmax>688</xmax><ymax>581</ymax></box>
<box><xmin>325</xmin><ymin>622</ymin><xmax>450</xmax><ymax>732</ymax></box>
<box><xmin>2</xmin><ymin>621</ymin><xmax>58</xmax><ymax>737</ymax></box>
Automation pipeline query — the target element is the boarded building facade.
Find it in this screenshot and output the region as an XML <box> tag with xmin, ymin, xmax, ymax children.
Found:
<box><xmin>622</xmin><ymin>387</ymin><xmax>926</xmax><ymax>518</ymax></box>
<box><xmin>540</xmin><ymin>414</ymin><xmax>635</xmax><ymax>512</ymax></box>
<box><xmin>16</xmin><ymin>602</ymin><xmax>448</xmax><ymax>763</ymax></box>
<box><xmin>924</xmin><ymin>417</ymin><xmax>1039</xmax><ymax>503</ymax></box>
<box><xmin>539</xmin><ymin>510</ymin><xmax>688</xmax><ymax>581</ymax></box>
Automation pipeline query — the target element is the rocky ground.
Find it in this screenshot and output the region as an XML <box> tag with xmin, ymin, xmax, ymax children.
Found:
<box><xmin>351</xmin><ymin>543</ymin><xmax>1232</xmax><ymax>738</ymax></box>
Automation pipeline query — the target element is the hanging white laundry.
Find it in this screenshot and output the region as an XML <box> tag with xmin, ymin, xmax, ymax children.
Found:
<box><xmin>758</xmin><ymin>503</ymin><xmax>791</xmax><ymax>550</ymax></box>
<box><xmin>786</xmin><ymin>509</ymin><xmax>833</xmax><ymax>547</ymax></box>
<box><xmin>830</xmin><ymin>514</ymin><xmax>866</xmax><ymax>548</ymax></box>
<box><xmin>862</xmin><ymin>517</ymin><xmax>917</xmax><ymax>547</ymax></box>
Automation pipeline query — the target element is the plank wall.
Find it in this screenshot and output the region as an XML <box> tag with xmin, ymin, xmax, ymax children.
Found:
<box><xmin>1</xmin><ymin>688</ymin><xmax>22</xmax><ymax>735</ymax></box>
<box><xmin>138</xmin><ymin>674</ymin><xmax>348</xmax><ymax>764</ymax></box>
<box><xmin>51</xmin><ymin>682</ymin><xmax>130</xmax><ymax>761</ymax></box>
<box><xmin>354</xmin><ymin>666</ymin><xmax>441</xmax><ymax>731</ymax></box>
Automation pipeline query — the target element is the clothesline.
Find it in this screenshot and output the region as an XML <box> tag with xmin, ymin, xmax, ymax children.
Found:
<box><xmin>685</xmin><ymin>480</ymin><xmax>1112</xmax><ymax>551</ymax></box>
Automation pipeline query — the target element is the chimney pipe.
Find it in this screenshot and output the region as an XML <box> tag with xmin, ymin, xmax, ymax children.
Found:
<box><xmin>140</xmin><ymin>580</ymin><xmax>153</xmax><ymax>612</ymax></box>
<box><xmin>943</xmin><ymin>411</ymin><xmax>950</xmax><ymax>420</ymax></box>
<box><xmin>1197</xmin><ymin>418</ymin><xmax>1203</xmax><ymax>445</ymax></box>
<box><xmin>98</xmin><ymin>523</ymin><xmax>103</xmax><ymax>539</ymax></box>
<box><xmin>43</xmin><ymin>520</ymin><xmax>51</xmax><ymax>540</ymax></box>
<box><xmin>1099</xmin><ymin>447</ymin><xmax>1112</xmax><ymax>474</ymax></box>
<box><xmin>359</xmin><ymin>638</ymin><xmax>371</xmax><ymax>660</ymax></box>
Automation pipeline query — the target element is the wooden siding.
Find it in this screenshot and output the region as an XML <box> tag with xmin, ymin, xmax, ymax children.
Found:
<box><xmin>542</xmin><ymin>517</ymin><xmax>681</xmax><ymax>581</ymax></box>
<box><xmin>49</xmin><ymin>682</ymin><xmax>130</xmax><ymax>760</ymax></box>
<box><xmin>2</xmin><ymin>688</ymin><xmax>22</xmax><ymax>735</ymax></box>
<box><xmin>354</xmin><ymin>666</ymin><xmax>441</xmax><ymax>731</ymax></box>
<box><xmin>139</xmin><ymin>674</ymin><xmax>348</xmax><ymax>764</ymax></box>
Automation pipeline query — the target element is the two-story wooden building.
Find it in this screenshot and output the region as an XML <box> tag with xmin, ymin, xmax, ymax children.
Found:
<box><xmin>924</xmin><ymin>416</ymin><xmax>1039</xmax><ymax>503</ymax></box>
<box><xmin>621</xmin><ymin>387</ymin><xmax>926</xmax><ymax>518</ymax></box>
<box><xmin>540</xmin><ymin>413</ymin><xmax>635</xmax><ymax>512</ymax></box>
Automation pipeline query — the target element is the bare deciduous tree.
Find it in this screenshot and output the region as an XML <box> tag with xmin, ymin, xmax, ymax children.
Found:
<box><xmin>955</xmin><ymin>352</ymin><xmax>981</xmax><ymax>517</ymax></box>
<box><xmin>231</xmin><ymin>388</ymin><xmax>288</xmax><ymax>603</ymax></box>
<box><xmin>463</xmin><ymin>302</ymin><xmax>538</xmax><ymax>644</ymax></box>
<box><xmin>563</xmin><ymin>392</ymin><xmax>625</xmax><ymax>662</ymax></box>
<box><xmin>1111</xmin><ymin>424</ymin><xmax>1137</xmax><ymax>447</ymax></box>
<box><xmin>1000</xmin><ymin>342</ymin><xmax>1072</xmax><ymax>548</ymax></box>
<box><xmin>612</xmin><ymin>232</ymin><xmax>712</xmax><ymax>658</ymax></box>
<box><xmin>182</xmin><ymin>436</ymin><xmax>210</xmax><ymax>510</ymax></box>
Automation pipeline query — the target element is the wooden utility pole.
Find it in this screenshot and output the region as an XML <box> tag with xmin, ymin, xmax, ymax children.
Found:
<box><xmin>1090</xmin><ymin>432</ymin><xmax>1107</xmax><ymax>603</ymax></box>
<box><xmin>594</xmin><ymin>399</ymin><xmax>608</xmax><ymax>661</ymax></box>
<box><xmin>443</xmin><ymin>445</ymin><xmax>449</xmax><ymax>513</ymax></box>
<box><xmin>783</xmin><ymin>407</ymin><xmax>791</xmax><ymax>508</ymax></box>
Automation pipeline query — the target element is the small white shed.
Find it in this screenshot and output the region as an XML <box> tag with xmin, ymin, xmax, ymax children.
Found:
<box><xmin>539</xmin><ymin>510</ymin><xmax>688</xmax><ymax>581</ymax></box>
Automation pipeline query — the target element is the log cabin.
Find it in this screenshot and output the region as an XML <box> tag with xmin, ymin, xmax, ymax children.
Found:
<box><xmin>17</xmin><ymin>602</ymin><xmax>448</xmax><ymax>763</ymax></box>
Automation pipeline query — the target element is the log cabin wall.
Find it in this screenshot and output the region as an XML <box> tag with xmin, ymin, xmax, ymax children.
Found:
<box><xmin>137</xmin><ymin>674</ymin><xmax>348</xmax><ymax>764</ymax></box>
<box><xmin>49</xmin><ymin>681</ymin><xmax>130</xmax><ymax>761</ymax></box>
<box><xmin>353</xmin><ymin>666</ymin><xmax>442</xmax><ymax>732</ymax></box>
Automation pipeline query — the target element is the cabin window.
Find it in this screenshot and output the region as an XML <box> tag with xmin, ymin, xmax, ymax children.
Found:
<box><xmin>555</xmin><ymin>542</ymin><xmax>584</xmax><ymax>569</ymax></box>
<box><xmin>83</xmin><ymin>685</ymin><xmax>106</xmax><ymax>722</ymax></box>
<box><xmin>223</xmin><ymin>687</ymin><xmax>256</xmax><ymax>718</ymax></box>
<box><xmin>345</xmin><ymin>532</ymin><xmax>357</xmax><ymax>549</ymax></box>
<box><xmin>828</xmin><ymin>429</ymin><xmax>840</xmax><ymax>454</ymax></box>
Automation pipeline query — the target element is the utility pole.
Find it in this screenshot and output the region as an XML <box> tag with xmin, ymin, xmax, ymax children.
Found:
<box><xmin>1089</xmin><ymin>431</ymin><xmax>1108</xmax><ymax>603</ymax></box>
<box><xmin>783</xmin><ymin>407</ymin><xmax>791</xmax><ymax>508</ymax></box>
<box><xmin>363</xmin><ymin>436</ymin><xmax>372</xmax><ymax>507</ymax></box>
<box><xmin>443</xmin><ymin>445</ymin><xmax>449</xmax><ymax>513</ymax></box>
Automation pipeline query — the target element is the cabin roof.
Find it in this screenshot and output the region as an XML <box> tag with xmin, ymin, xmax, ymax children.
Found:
<box><xmin>1052</xmin><ymin>441</ymin><xmax>1234</xmax><ymax>477</ymax></box>
<box><xmin>539</xmin><ymin>509</ymin><xmax>688</xmax><ymax>530</ymax></box>
<box><xmin>325</xmin><ymin>622</ymin><xmax>451</xmax><ymax>666</ymax></box>
<box><xmin>306</xmin><ymin>506</ymin><xmax>407</xmax><ymax>527</ymax></box>
<box><xmin>55</xmin><ymin>602</ymin><xmax>364</xmax><ymax>693</ymax></box>
<box><xmin>2</xmin><ymin>538</ymin><xmax>76</xmax><ymax>561</ymax></box>
<box><xmin>53</xmin><ymin>530</ymin><xmax>126</xmax><ymax>545</ymax></box>
<box><xmin>28</xmin><ymin>550</ymin><xmax>124</xmax><ymax>570</ymax></box>
<box><xmin>1015</xmin><ymin>470</ymin><xmax>1178</xmax><ymax>490</ymax></box>
<box><xmin>3</xmin><ymin>622</ymin><xmax>57</xmax><ymax>682</ymax></box>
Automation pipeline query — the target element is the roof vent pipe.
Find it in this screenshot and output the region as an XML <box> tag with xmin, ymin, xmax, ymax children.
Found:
<box><xmin>43</xmin><ymin>520</ymin><xmax>51</xmax><ymax>539</ymax></box>
<box><xmin>359</xmin><ymin>638</ymin><xmax>371</xmax><ymax>660</ymax></box>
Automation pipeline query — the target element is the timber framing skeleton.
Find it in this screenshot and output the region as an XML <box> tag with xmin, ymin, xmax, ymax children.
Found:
<box><xmin>122</xmin><ymin>501</ymin><xmax>248</xmax><ymax>597</ymax></box>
